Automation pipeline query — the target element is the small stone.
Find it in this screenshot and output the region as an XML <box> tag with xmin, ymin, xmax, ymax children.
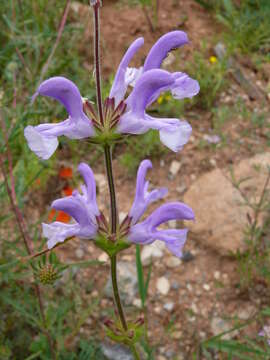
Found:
<box><xmin>186</xmin><ymin>283</ymin><xmax>193</xmax><ymax>292</ymax></box>
<box><xmin>211</xmin><ymin>317</ymin><xmax>238</xmax><ymax>340</ymax></box>
<box><xmin>172</xmin><ymin>331</ymin><xmax>182</xmax><ymax>340</ymax></box>
<box><xmin>165</xmin><ymin>257</ymin><xmax>182</xmax><ymax>268</ymax></box>
<box><xmin>164</xmin><ymin>302</ymin><xmax>174</xmax><ymax>312</ymax></box>
<box><xmin>199</xmin><ymin>331</ymin><xmax>206</xmax><ymax>339</ymax></box>
<box><xmin>101</xmin><ymin>343</ymin><xmax>133</xmax><ymax>360</ymax></box>
<box><xmin>160</xmin><ymin>159</ymin><xmax>165</xmax><ymax>167</ymax></box>
<box><xmin>141</xmin><ymin>241</ymin><xmax>165</xmax><ymax>265</ymax></box>
<box><xmin>105</xmin><ymin>262</ymin><xmax>137</xmax><ymax>305</ymax></box>
<box><xmin>157</xmin><ymin>356</ymin><xmax>166</xmax><ymax>360</ymax></box>
<box><xmin>75</xmin><ymin>248</ymin><xmax>84</xmax><ymax>259</ymax></box>
<box><xmin>154</xmin><ymin>306</ymin><xmax>162</xmax><ymax>314</ymax></box>
<box><xmin>172</xmin><ymin>281</ymin><xmax>180</xmax><ymax>290</ymax></box>
<box><xmin>191</xmin><ymin>302</ymin><xmax>198</xmax><ymax>314</ymax></box>
<box><xmin>132</xmin><ymin>298</ymin><xmax>142</xmax><ymax>308</ymax></box>
<box><xmin>203</xmin><ymin>283</ymin><xmax>210</xmax><ymax>291</ymax></box>
<box><xmin>95</xmin><ymin>173</ymin><xmax>107</xmax><ymax>190</ymax></box>
<box><xmin>181</xmin><ymin>251</ymin><xmax>195</xmax><ymax>262</ymax></box>
<box><xmin>176</xmin><ymin>185</ymin><xmax>187</xmax><ymax>194</ymax></box>
<box><xmin>119</xmin><ymin>212</ymin><xmax>127</xmax><ymax>223</ymax></box>
<box><xmin>237</xmin><ymin>305</ymin><xmax>256</xmax><ymax>320</ymax></box>
<box><xmin>191</xmin><ymin>174</ymin><xmax>196</xmax><ymax>181</ymax></box>
<box><xmin>168</xmin><ymin>219</ymin><xmax>177</xmax><ymax>228</ymax></box>
<box><xmin>98</xmin><ymin>253</ymin><xmax>109</xmax><ymax>262</ymax></box>
<box><xmin>214</xmin><ymin>271</ymin><xmax>221</xmax><ymax>280</ymax></box>
<box><xmin>156</xmin><ymin>277</ymin><xmax>170</xmax><ymax>295</ymax></box>
<box><xmin>209</xmin><ymin>158</ymin><xmax>217</xmax><ymax>167</ymax></box>
<box><xmin>169</xmin><ymin>160</ymin><xmax>182</xmax><ymax>176</ymax></box>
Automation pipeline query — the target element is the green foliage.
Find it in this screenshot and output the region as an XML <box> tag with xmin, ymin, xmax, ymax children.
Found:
<box><xmin>229</xmin><ymin>166</ymin><xmax>270</xmax><ymax>289</ymax></box>
<box><xmin>198</xmin><ymin>307</ymin><xmax>270</xmax><ymax>359</ymax></box>
<box><xmin>120</xmin><ymin>130</ymin><xmax>166</xmax><ymax>174</ymax></box>
<box><xmin>185</xmin><ymin>48</ymin><xmax>227</xmax><ymax>109</ymax></box>
<box><xmin>215</xmin><ymin>0</ymin><xmax>270</xmax><ymax>54</ymax></box>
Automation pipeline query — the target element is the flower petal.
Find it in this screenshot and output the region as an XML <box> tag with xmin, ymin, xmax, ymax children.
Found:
<box><xmin>77</xmin><ymin>162</ymin><xmax>100</xmax><ymax>217</ymax></box>
<box><xmin>171</xmin><ymin>72</ymin><xmax>200</xmax><ymax>99</ymax></box>
<box><xmin>159</xmin><ymin>120</ymin><xmax>192</xmax><ymax>152</ymax></box>
<box><xmin>128</xmin><ymin>69</ymin><xmax>174</xmax><ymax>115</ymax></box>
<box><xmin>143</xmin><ymin>31</ymin><xmax>188</xmax><ymax>71</ymax></box>
<box><xmin>153</xmin><ymin>229</ymin><xmax>188</xmax><ymax>257</ymax></box>
<box><xmin>110</xmin><ymin>37</ymin><xmax>144</xmax><ymax>106</ymax></box>
<box><xmin>129</xmin><ymin>160</ymin><xmax>168</xmax><ymax>224</ymax></box>
<box><xmin>24</xmin><ymin>125</ymin><xmax>58</xmax><ymax>160</ymax></box>
<box><xmin>42</xmin><ymin>222</ymin><xmax>80</xmax><ymax>249</ymax></box>
<box><xmin>145</xmin><ymin>202</ymin><xmax>195</xmax><ymax>227</ymax></box>
<box><xmin>128</xmin><ymin>202</ymin><xmax>194</xmax><ymax>256</ymax></box>
<box><xmin>51</xmin><ymin>196</ymin><xmax>90</xmax><ymax>226</ymax></box>
<box><xmin>36</xmin><ymin>77</ymin><xmax>85</xmax><ymax>119</ymax></box>
<box><xmin>125</xmin><ymin>66</ymin><xmax>143</xmax><ymax>87</ymax></box>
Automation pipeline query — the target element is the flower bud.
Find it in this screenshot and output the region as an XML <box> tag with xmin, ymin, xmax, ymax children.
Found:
<box><xmin>38</xmin><ymin>264</ymin><xmax>58</xmax><ymax>285</ymax></box>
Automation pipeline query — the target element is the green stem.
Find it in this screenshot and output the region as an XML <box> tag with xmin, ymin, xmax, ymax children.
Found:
<box><xmin>104</xmin><ymin>144</ymin><xmax>118</xmax><ymax>233</ymax></box>
<box><xmin>130</xmin><ymin>344</ymin><xmax>141</xmax><ymax>360</ymax></box>
<box><xmin>110</xmin><ymin>254</ymin><xmax>128</xmax><ymax>330</ymax></box>
<box><xmin>93</xmin><ymin>1</ymin><xmax>104</xmax><ymax>125</ymax></box>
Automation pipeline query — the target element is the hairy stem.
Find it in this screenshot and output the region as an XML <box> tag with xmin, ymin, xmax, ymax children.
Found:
<box><xmin>110</xmin><ymin>254</ymin><xmax>128</xmax><ymax>331</ymax></box>
<box><xmin>130</xmin><ymin>344</ymin><xmax>141</xmax><ymax>360</ymax></box>
<box><xmin>93</xmin><ymin>1</ymin><xmax>104</xmax><ymax>125</ymax></box>
<box><xmin>104</xmin><ymin>145</ymin><xmax>118</xmax><ymax>233</ymax></box>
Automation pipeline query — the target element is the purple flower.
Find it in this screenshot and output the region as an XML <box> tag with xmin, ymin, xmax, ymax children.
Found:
<box><xmin>25</xmin><ymin>77</ymin><xmax>94</xmax><ymax>159</ymax></box>
<box><xmin>42</xmin><ymin>163</ymin><xmax>99</xmax><ymax>249</ymax></box>
<box><xmin>25</xmin><ymin>31</ymin><xmax>199</xmax><ymax>159</ymax></box>
<box><xmin>126</xmin><ymin>160</ymin><xmax>194</xmax><ymax>257</ymax></box>
<box><xmin>259</xmin><ymin>326</ymin><xmax>270</xmax><ymax>346</ymax></box>
<box><xmin>112</xmin><ymin>31</ymin><xmax>199</xmax><ymax>152</ymax></box>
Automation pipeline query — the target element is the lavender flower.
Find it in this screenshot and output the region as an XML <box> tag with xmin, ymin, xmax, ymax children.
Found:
<box><xmin>112</xmin><ymin>31</ymin><xmax>199</xmax><ymax>152</ymax></box>
<box><xmin>126</xmin><ymin>160</ymin><xmax>194</xmax><ymax>257</ymax></box>
<box><xmin>25</xmin><ymin>31</ymin><xmax>199</xmax><ymax>159</ymax></box>
<box><xmin>43</xmin><ymin>163</ymin><xmax>99</xmax><ymax>249</ymax></box>
<box><xmin>25</xmin><ymin>78</ymin><xmax>95</xmax><ymax>160</ymax></box>
<box><xmin>259</xmin><ymin>326</ymin><xmax>270</xmax><ymax>345</ymax></box>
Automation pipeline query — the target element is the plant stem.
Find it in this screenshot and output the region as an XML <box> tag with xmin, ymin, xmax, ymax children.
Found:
<box><xmin>93</xmin><ymin>1</ymin><xmax>104</xmax><ymax>126</ymax></box>
<box><xmin>104</xmin><ymin>145</ymin><xmax>118</xmax><ymax>233</ymax></box>
<box><xmin>110</xmin><ymin>254</ymin><xmax>128</xmax><ymax>331</ymax></box>
<box><xmin>130</xmin><ymin>344</ymin><xmax>141</xmax><ymax>360</ymax></box>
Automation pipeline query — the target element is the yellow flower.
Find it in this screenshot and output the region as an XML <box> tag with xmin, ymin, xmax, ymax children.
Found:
<box><xmin>157</xmin><ymin>95</ymin><xmax>164</xmax><ymax>105</ymax></box>
<box><xmin>209</xmin><ymin>56</ymin><xmax>217</xmax><ymax>64</ymax></box>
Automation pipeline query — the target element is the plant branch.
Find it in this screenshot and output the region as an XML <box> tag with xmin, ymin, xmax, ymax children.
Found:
<box><xmin>38</xmin><ymin>0</ymin><xmax>71</xmax><ymax>86</ymax></box>
<box><xmin>104</xmin><ymin>145</ymin><xmax>118</xmax><ymax>233</ymax></box>
<box><xmin>92</xmin><ymin>1</ymin><xmax>104</xmax><ymax>125</ymax></box>
<box><xmin>110</xmin><ymin>254</ymin><xmax>128</xmax><ymax>331</ymax></box>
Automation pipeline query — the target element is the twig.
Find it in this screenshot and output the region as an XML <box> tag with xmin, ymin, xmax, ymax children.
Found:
<box><xmin>15</xmin><ymin>47</ymin><xmax>32</xmax><ymax>79</ymax></box>
<box><xmin>142</xmin><ymin>5</ymin><xmax>154</xmax><ymax>33</ymax></box>
<box><xmin>37</xmin><ymin>0</ymin><xmax>71</xmax><ymax>86</ymax></box>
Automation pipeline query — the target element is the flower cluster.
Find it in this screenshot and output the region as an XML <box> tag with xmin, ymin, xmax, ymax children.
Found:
<box><xmin>25</xmin><ymin>30</ymin><xmax>199</xmax><ymax>258</ymax></box>
<box><xmin>25</xmin><ymin>31</ymin><xmax>199</xmax><ymax>159</ymax></box>
<box><xmin>43</xmin><ymin>160</ymin><xmax>194</xmax><ymax>257</ymax></box>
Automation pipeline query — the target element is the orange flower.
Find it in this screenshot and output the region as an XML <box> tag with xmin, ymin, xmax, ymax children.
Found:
<box><xmin>59</xmin><ymin>167</ymin><xmax>73</xmax><ymax>179</ymax></box>
<box><xmin>48</xmin><ymin>209</ymin><xmax>70</xmax><ymax>223</ymax></box>
<box><xmin>63</xmin><ymin>186</ymin><xmax>73</xmax><ymax>196</ymax></box>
